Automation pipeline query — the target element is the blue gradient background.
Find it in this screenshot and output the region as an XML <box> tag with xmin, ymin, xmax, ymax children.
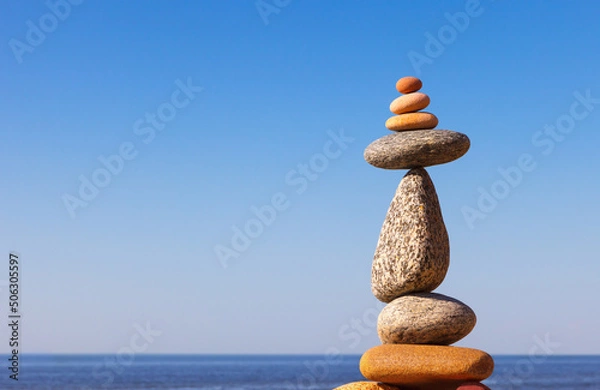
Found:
<box><xmin>1</xmin><ymin>1</ymin><xmax>599</xmax><ymax>355</ymax></box>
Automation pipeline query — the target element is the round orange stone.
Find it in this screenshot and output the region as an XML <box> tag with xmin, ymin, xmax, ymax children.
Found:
<box><xmin>389</xmin><ymin>92</ymin><xmax>430</xmax><ymax>115</ymax></box>
<box><xmin>396</xmin><ymin>76</ymin><xmax>423</xmax><ymax>94</ymax></box>
<box><xmin>385</xmin><ymin>112</ymin><xmax>438</xmax><ymax>131</ymax></box>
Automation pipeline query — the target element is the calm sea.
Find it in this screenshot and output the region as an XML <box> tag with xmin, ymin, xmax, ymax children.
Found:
<box><xmin>0</xmin><ymin>355</ymin><xmax>598</xmax><ymax>389</ymax></box>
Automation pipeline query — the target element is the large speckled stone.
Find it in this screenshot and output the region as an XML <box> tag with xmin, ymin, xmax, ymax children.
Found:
<box><xmin>371</xmin><ymin>168</ymin><xmax>449</xmax><ymax>302</ymax></box>
<box><xmin>364</xmin><ymin>130</ymin><xmax>470</xmax><ymax>169</ymax></box>
<box><xmin>334</xmin><ymin>382</ymin><xmax>401</xmax><ymax>390</ymax></box>
<box><xmin>360</xmin><ymin>344</ymin><xmax>494</xmax><ymax>387</ymax></box>
<box><xmin>378</xmin><ymin>293</ymin><xmax>476</xmax><ymax>345</ymax></box>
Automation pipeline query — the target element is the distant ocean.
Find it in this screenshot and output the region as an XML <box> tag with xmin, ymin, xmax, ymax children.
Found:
<box><xmin>1</xmin><ymin>355</ymin><xmax>598</xmax><ymax>389</ymax></box>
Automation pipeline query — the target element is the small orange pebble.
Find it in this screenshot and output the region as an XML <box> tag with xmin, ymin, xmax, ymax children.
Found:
<box><xmin>396</xmin><ymin>76</ymin><xmax>423</xmax><ymax>94</ymax></box>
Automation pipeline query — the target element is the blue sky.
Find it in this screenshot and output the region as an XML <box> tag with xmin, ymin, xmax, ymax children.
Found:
<box><xmin>1</xmin><ymin>0</ymin><xmax>599</xmax><ymax>355</ymax></box>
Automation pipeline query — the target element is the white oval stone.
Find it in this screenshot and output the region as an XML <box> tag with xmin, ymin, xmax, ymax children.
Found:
<box><xmin>378</xmin><ymin>293</ymin><xmax>476</xmax><ymax>345</ymax></box>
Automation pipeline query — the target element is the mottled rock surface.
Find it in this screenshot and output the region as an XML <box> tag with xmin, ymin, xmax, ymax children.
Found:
<box><xmin>364</xmin><ymin>130</ymin><xmax>470</xmax><ymax>169</ymax></box>
<box><xmin>385</xmin><ymin>112</ymin><xmax>438</xmax><ymax>131</ymax></box>
<box><xmin>396</xmin><ymin>76</ymin><xmax>422</xmax><ymax>94</ymax></box>
<box><xmin>390</xmin><ymin>92</ymin><xmax>430</xmax><ymax>115</ymax></box>
<box><xmin>371</xmin><ymin>168</ymin><xmax>449</xmax><ymax>302</ymax></box>
<box><xmin>334</xmin><ymin>382</ymin><xmax>401</xmax><ymax>390</ymax></box>
<box><xmin>378</xmin><ymin>293</ymin><xmax>476</xmax><ymax>345</ymax></box>
<box><xmin>359</xmin><ymin>344</ymin><xmax>494</xmax><ymax>386</ymax></box>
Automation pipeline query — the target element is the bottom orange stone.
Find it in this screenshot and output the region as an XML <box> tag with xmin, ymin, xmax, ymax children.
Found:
<box><xmin>360</xmin><ymin>344</ymin><xmax>494</xmax><ymax>387</ymax></box>
<box><xmin>334</xmin><ymin>380</ymin><xmax>491</xmax><ymax>390</ymax></box>
<box><xmin>334</xmin><ymin>381</ymin><xmax>401</xmax><ymax>389</ymax></box>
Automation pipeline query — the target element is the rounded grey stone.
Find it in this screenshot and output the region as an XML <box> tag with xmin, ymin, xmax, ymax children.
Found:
<box><xmin>371</xmin><ymin>168</ymin><xmax>449</xmax><ymax>302</ymax></box>
<box><xmin>377</xmin><ymin>292</ymin><xmax>476</xmax><ymax>345</ymax></box>
<box><xmin>364</xmin><ymin>130</ymin><xmax>470</xmax><ymax>169</ymax></box>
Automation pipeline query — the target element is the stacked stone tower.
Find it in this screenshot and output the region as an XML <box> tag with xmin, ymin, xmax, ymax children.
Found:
<box><xmin>336</xmin><ymin>77</ymin><xmax>494</xmax><ymax>390</ymax></box>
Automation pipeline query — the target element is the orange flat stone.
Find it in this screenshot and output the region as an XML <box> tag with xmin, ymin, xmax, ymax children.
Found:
<box><xmin>334</xmin><ymin>381</ymin><xmax>401</xmax><ymax>389</ymax></box>
<box><xmin>335</xmin><ymin>380</ymin><xmax>491</xmax><ymax>390</ymax></box>
<box><xmin>360</xmin><ymin>344</ymin><xmax>494</xmax><ymax>386</ymax></box>
<box><xmin>389</xmin><ymin>93</ymin><xmax>430</xmax><ymax>115</ymax></box>
<box><xmin>396</xmin><ymin>77</ymin><xmax>423</xmax><ymax>94</ymax></box>
<box><xmin>398</xmin><ymin>383</ymin><xmax>488</xmax><ymax>390</ymax></box>
<box><xmin>385</xmin><ymin>112</ymin><xmax>438</xmax><ymax>131</ymax></box>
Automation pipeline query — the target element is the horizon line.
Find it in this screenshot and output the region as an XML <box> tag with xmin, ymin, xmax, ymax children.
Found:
<box><xmin>3</xmin><ymin>353</ymin><xmax>599</xmax><ymax>357</ymax></box>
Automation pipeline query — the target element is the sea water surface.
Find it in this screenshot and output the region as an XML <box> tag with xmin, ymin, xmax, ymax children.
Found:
<box><xmin>1</xmin><ymin>355</ymin><xmax>598</xmax><ymax>389</ymax></box>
